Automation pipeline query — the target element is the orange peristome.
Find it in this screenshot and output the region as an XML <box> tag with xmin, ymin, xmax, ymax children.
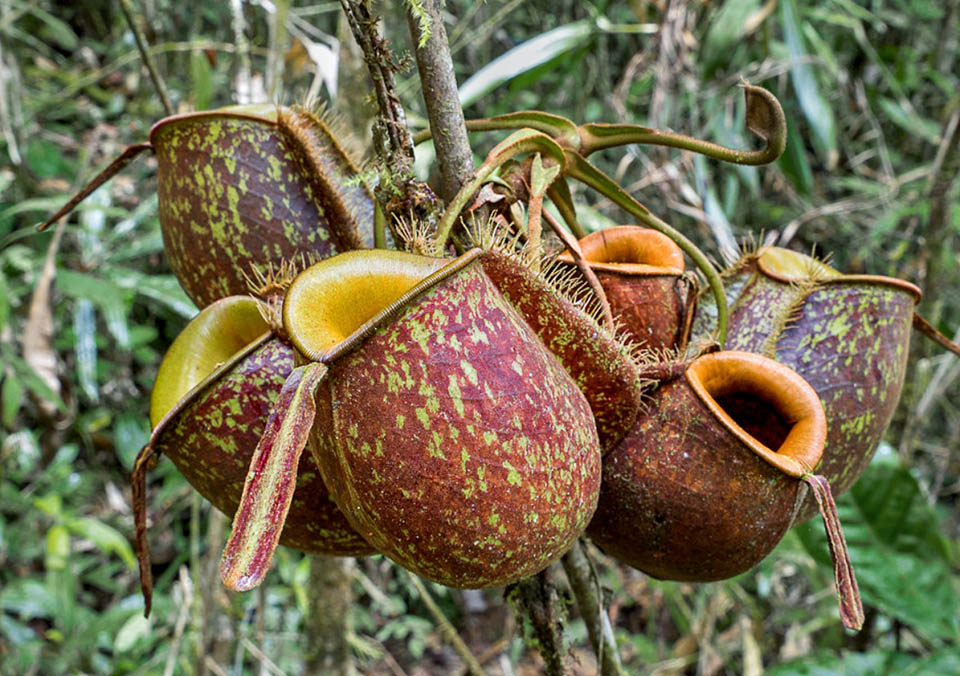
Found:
<box><xmin>588</xmin><ymin>350</ymin><xmax>827</xmax><ymax>582</ymax></box>
<box><xmin>685</xmin><ymin>350</ymin><xmax>826</xmax><ymax>477</ymax></box>
<box><xmin>557</xmin><ymin>226</ymin><xmax>687</xmax><ymax>350</ymax></box>
<box><xmin>559</xmin><ymin>226</ymin><xmax>685</xmax><ymax>274</ymax></box>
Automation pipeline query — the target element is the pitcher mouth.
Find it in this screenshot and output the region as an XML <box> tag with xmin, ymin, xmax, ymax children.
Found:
<box><xmin>283</xmin><ymin>248</ymin><xmax>484</xmax><ymax>363</ymax></box>
<box><xmin>150</xmin><ymin>296</ymin><xmax>270</xmax><ymax>429</ymax></box>
<box><xmin>148</xmin><ymin>107</ymin><xmax>281</xmax><ymax>143</ymax></box>
<box><xmin>557</xmin><ymin>226</ymin><xmax>685</xmax><ymax>275</ymax></box>
<box><xmin>684</xmin><ymin>351</ymin><xmax>826</xmax><ymax>477</ymax></box>
<box><xmin>756</xmin><ymin>246</ymin><xmax>922</xmax><ymax>302</ymax></box>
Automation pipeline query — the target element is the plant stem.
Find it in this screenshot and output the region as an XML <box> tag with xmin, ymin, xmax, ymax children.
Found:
<box><xmin>339</xmin><ymin>0</ymin><xmax>440</xmax><ymax>237</ymax></box>
<box><xmin>406</xmin><ymin>573</ymin><xmax>486</xmax><ymax>676</ymax></box>
<box><xmin>920</xmin><ymin>106</ymin><xmax>960</xmax><ymax>325</ymax></box>
<box><xmin>339</xmin><ymin>0</ymin><xmax>414</xmax><ymax>173</ymax></box>
<box><xmin>507</xmin><ymin>571</ymin><xmax>571</xmax><ymax>676</ymax></box>
<box><xmin>560</xmin><ymin>540</ymin><xmax>625</xmax><ymax>675</ymax></box>
<box><xmin>406</xmin><ymin>0</ymin><xmax>474</xmax><ymax>203</ymax></box>
<box><xmin>118</xmin><ymin>0</ymin><xmax>173</xmax><ymax>116</ymax></box>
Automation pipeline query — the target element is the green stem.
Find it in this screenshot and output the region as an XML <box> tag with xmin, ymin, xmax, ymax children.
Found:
<box><xmin>373</xmin><ymin>203</ymin><xmax>387</xmax><ymax>249</ymax></box>
<box><xmin>414</xmin><ymin>110</ymin><xmax>580</xmax><ymax>150</ymax></box>
<box><xmin>407</xmin><ymin>0</ymin><xmax>474</xmax><ymax>203</ymax></box>
<box><xmin>433</xmin><ymin>130</ymin><xmax>565</xmax><ymax>250</ymax></box>
<box><xmin>546</xmin><ymin>179</ymin><xmax>588</xmax><ymax>240</ymax></box>
<box><xmin>577</xmin><ymin>83</ymin><xmax>787</xmax><ymax>165</ymax></box>
<box><xmin>564</xmin><ymin>152</ymin><xmax>728</xmax><ymax>346</ymax></box>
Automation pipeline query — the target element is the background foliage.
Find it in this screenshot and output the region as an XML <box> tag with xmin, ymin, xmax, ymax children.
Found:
<box><xmin>1</xmin><ymin>0</ymin><xmax>957</xmax><ymax>673</ymax></box>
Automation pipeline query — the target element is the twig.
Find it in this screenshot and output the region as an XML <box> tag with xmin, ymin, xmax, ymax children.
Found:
<box><xmin>406</xmin><ymin>0</ymin><xmax>474</xmax><ymax>202</ymax></box>
<box><xmin>162</xmin><ymin>567</ymin><xmax>195</xmax><ymax>676</ymax></box>
<box><xmin>265</xmin><ymin>0</ymin><xmax>291</xmax><ymax>100</ymax></box>
<box><xmin>406</xmin><ymin>572</ymin><xmax>487</xmax><ymax>676</ymax></box>
<box><xmin>339</xmin><ymin>0</ymin><xmax>438</xmax><ymax>235</ymax></box>
<box><xmin>338</xmin><ymin>0</ymin><xmax>414</xmax><ymax>171</ymax></box>
<box><xmin>456</xmin><ymin>637</ymin><xmax>510</xmax><ymax>676</ymax></box>
<box><xmin>241</xmin><ymin>638</ymin><xmax>289</xmax><ymax>676</ymax></box>
<box><xmin>920</xmin><ymin>106</ymin><xmax>960</xmax><ymax>321</ymax></box>
<box><xmin>898</xmin><ymin>322</ymin><xmax>960</xmax><ymax>460</ymax></box>
<box><xmin>202</xmin><ymin>656</ymin><xmax>229</xmax><ymax>676</ymax></box>
<box><xmin>560</xmin><ymin>540</ymin><xmax>625</xmax><ymax>676</ymax></box>
<box><xmin>118</xmin><ymin>0</ymin><xmax>174</xmax><ymax>116</ymax></box>
<box><xmin>230</xmin><ymin>0</ymin><xmax>254</xmax><ymax>104</ymax></box>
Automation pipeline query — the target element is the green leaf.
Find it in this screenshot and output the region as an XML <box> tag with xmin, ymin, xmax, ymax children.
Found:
<box><xmin>0</xmin><ymin>270</ymin><xmax>9</xmax><ymax>331</ymax></box>
<box><xmin>780</xmin><ymin>0</ymin><xmax>838</xmax><ymax>167</ymax></box>
<box><xmin>25</xmin><ymin>139</ymin><xmax>73</xmax><ymax>180</ymax></box>
<box><xmin>113</xmin><ymin>613</ymin><xmax>151</xmax><ymax>653</ymax></box>
<box><xmin>0</xmin><ymin>580</ymin><xmax>59</xmax><ymax>620</ymax></box>
<box><xmin>113</xmin><ymin>412</ymin><xmax>150</xmax><ymax>471</ymax></box>
<box><xmin>2</xmin><ymin>373</ymin><xmax>24</xmax><ymax>429</ymax></box>
<box><xmin>769</xmin><ymin>649</ymin><xmax>960</xmax><ymax>675</ymax></box>
<box><xmin>877</xmin><ymin>98</ymin><xmax>941</xmax><ymax>146</ymax></box>
<box><xmin>106</xmin><ymin>267</ymin><xmax>198</xmax><ymax>319</ymax></box>
<box><xmin>190</xmin><ymin>50</ymin><xmax>214</xmax><ymax>111</ymax></box>
<box><xmin>45</xmin><ymin>525</ymin><xmax>71</xmax><ymax>571</ymax></box>
<box><xmin>795</xmin><ymin>448</ymin><xmax>960</xmax><ymax>639</ymax></box>
<box><xmin>777</xmin><ymin>113</ymin><xmax>814</xmax><ymax>196</ymax></box>
<box><xmin>0</xmin><ymin>614</ymin><xmax>37</xmax><ymax>646</ymax></box>
<box><xmin>65</xmin><ymin>517</ymin><xmax>137</xmax><ymax>571</ymax></box>
<box><xmin>33</xmin><ymin>493</ymin><xmax>62</xmax><ymax>519</ymax></box>
<box><xmin>56</xmin><ymin>269</ymin><xmax>131</xmax><ymax>348</ymax></box>
<box><xmin>701</xmin><ymin>0</ymin><xmax>762</xmax><ymax>77</ymax></box>
<box><xmin>73</xmin><ymin>299</ymin><xmax>99</xmax><ymax>403</ymax></box>
<box><xmin>28</xmin><ymin>7</ymin><xmax>79</xmax><ymax>50</ymax></box>
<box><xmin>459</xmin><ymin>21</ymin><xmax>596</xmax><ymax>107</ymax></box>
<box><xmin>4</xmin><ymin>349</ymin><xmax>67</xmax><ymax>414</ymax></box>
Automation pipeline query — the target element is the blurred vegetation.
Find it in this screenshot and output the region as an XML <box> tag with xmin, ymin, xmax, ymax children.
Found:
<box><xmin>0</xmin><ymin>0</ymin><xmax>957</xmax><ymax>673</ymax></box>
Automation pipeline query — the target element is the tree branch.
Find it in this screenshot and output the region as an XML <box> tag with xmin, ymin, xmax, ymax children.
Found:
<box><xmin>118</xmin><ymin>0</ymin><xmax>173</xmax><ymax>116</ymax></box>
<box><xmin>406</xmin><ymin>0</ymin><xmax>474</xmax><ymax>202</ymax></box>
<box><xmin>407</xmin><ymin>573</ymin><xmax>486</xmax><ymax>676</ymax></box>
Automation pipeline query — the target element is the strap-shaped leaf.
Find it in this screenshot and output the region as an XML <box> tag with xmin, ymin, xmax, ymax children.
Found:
<box><xmin>220</xmin><ymin>362</ymin><xmax>328</xmax><ymax>591</ymax></box>
<box><xmin>803</xmin><ymin>473</ymin><xmax>864</xmax><ymax>631</ymax></box>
